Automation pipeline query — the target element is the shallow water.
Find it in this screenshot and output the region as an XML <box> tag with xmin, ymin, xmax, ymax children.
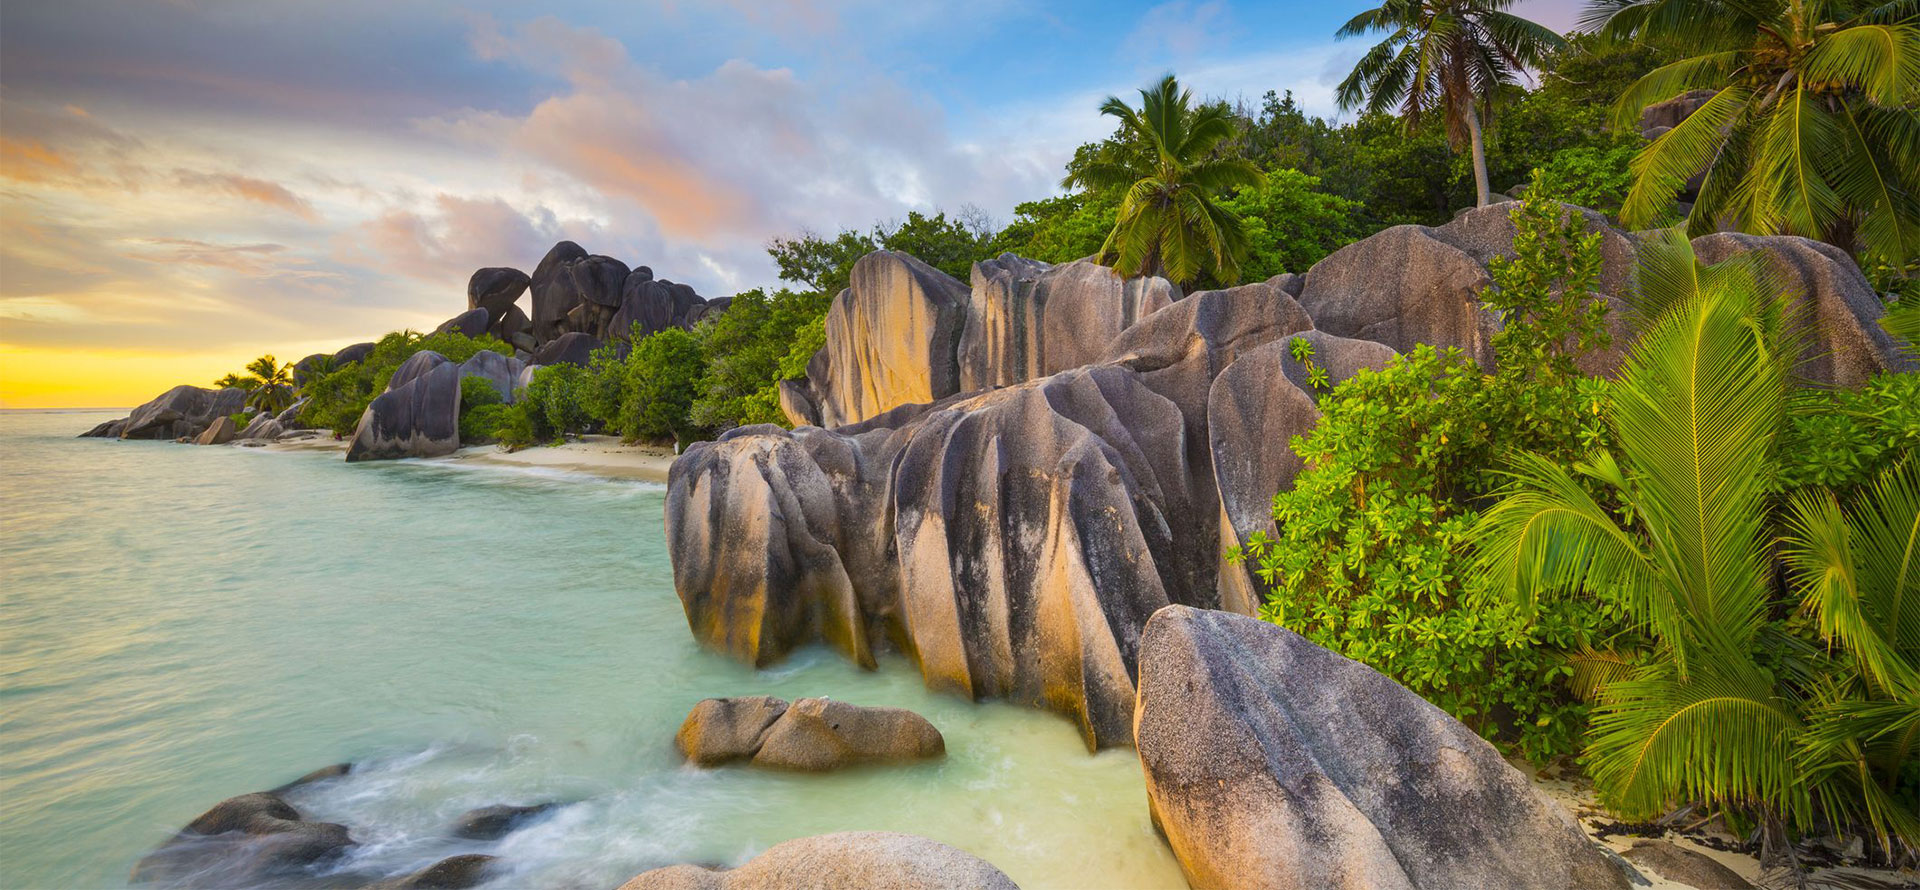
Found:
<box><xmin>0</xmin><ymin>410</ymin><xmax>1184</xmax><ymax>889</ymax></box>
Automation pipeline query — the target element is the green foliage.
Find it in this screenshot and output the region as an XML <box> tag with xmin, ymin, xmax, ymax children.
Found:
<box><xmin>985</xmin><ymin>192</ymin><xmax>1121</xmax><ymax>264</ymax></box>
<box><xmin>216</xmin><ymin>354</ymin><xmax>296</xmax><ymax>414</ymax></box>
<box><xmin>1526</xmin><ymin>146</ymin><xmax>1639</xmax><ymax>219</ymax></box>
<box><xmin>457</xmin><ymin>376</ymin><xmax>505</xmax><ymax>445</ymax></box>
<box><xmin>767</xmin><ymin>228</ymin><xmax>873</xmax><ymax>297</ymax></box>
<box><xmin>1235</xmin><ymin>196</ymin><xmax>1623</xmax><ymax>759</ymax></box>
<box><xmin>520</xmin><ymin>364</ymin><xmax>593</xmax><ymax>443</ymax></box>
<box><xmin>1778</xmin><ymin>372</ymin><xmax>1920</xmax><ymax>492</ymax></box>
<box><xmin>1063</xmin><ymin>74</ymin><xmax>1263</xmax><ymax>285</ymax></box>
<box><xmin>1218</xmin><ymin>169</ymin><xmax>1366</xmax><ymax>279</ymax></box>
<box><xmin>619</xmin><ymin>328</ymin><xmax>707</xmax><ymax>444</ymax></box>
<box><xmin>227</xmin><ymin>412</ymin><xmax>250</xmax><ymax>430</ymax></box>
<box><xmin>1596</xmin><ymin>0</ymin><xmax>1920</xmax><ymax>281</ymax></box>
<box><xmin>689</xmin><ymin>288</ymin><xmax>831</xmax><ymax>431</ymax></box>
<box><xmin>213</xmin><ymin>373</ymin><xmax>260</xmax><ymax>391</ymax></box>
<box><xmin>769</xmin><ymin>210</ymin><xmax>994</xmax><ymax>294</ymax></box>
<box><xmin>299</xmin><ymin>330</ymin><xmax>511</xmax><ymax>436</ymax></box>
<box><xmin>1476</xmin><ymin>236</ymin><xmax>1919</xmax><ymax>859</ymax></box>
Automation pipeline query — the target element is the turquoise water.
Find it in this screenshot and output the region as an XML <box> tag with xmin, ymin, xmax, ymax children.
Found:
<box><xmin>0</xmin><ymin>410</ymin><xmax>1183</xmax><ymax>889</ymax></box>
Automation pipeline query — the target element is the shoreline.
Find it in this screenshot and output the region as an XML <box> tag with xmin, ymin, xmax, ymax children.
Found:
<box><xmin>260</xmin><ymin>432</ymin><xmax>677</xmax><ymax>482</ymax></box>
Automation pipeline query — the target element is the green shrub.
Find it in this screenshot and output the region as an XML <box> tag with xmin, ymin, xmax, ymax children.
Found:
<box><xmin>1218</xmin><ymin>169</ymin><xmax>1365</xmax><ymax>280</ymax></box>
<box><xmin>299</xmin><ymin>330</ymin><xmax>511</xmax><ymax>435</ymax></box>
<box><xmin>457</xmin><ymin>376</ymin><xmax>506</xmax><ymax>445</ymax></box>
<box><xmin>227</xmin><ymin>412</ymin><xmax>250</xmax><ymax>430</ymax></box>
<box><xmin>1234</xmin><ymin>192</ymin><xmax>1630</xmax><ymax>759</ymax></box>
<box><xmin>522</xmin><ymin>364</ymin><xmax>594</xmax><ymax>442</ymax></box>
<box><xmin>1526</xmin><ymin>147</ymin><xmax>1640</xmax><ymax>220</ymax></box>
<box><xmin>1778</xmin><ymin>372</ymin><xmax>1920</xmax><ymax>492</ymax></box>
<box><xmin>689</xmin><ymin>288</ymin><xmax>831</xmax><ymax>431</ymax></box>
<box><xmin>620</xmin><ymin>328</ymin><xmax>707</xmax><ymax>444</ymax></box>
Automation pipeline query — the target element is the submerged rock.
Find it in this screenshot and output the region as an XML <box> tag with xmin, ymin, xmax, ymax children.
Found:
<box><xmin>1133</xmin><ymin>605</ymin><xmax>1626</xmax><ymax>890</ymax></box>
<box><xmin>131</xmin><ymin>792</ymin><xmax>354</xmax><ymax>888</ymax></box>
<box><xmin>366</xmin><ymin>854</ymin><xmax>497</xmax><ymax>890</ymax></box>
<box><xmin>450</xmin><ymin>803</ymin><xmax>557</xmax><ymax>840</ymax></box>
<box><xmin>675</xmin><ymin>696</ymin><xmax>790</xmax><ymax>766</ymax></box>
<box><xmin>615</xmin><ymin>832</ymin><xmax>1018</xmax><ymax>890</ymax></box>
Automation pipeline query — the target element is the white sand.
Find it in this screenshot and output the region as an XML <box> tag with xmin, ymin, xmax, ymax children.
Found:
<box><xmin>447</xmin><ymin>435</ymin><xmax>677</xmax><ymax>482</ymax></box>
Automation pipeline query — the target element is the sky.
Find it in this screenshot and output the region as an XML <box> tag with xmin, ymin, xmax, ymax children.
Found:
<box><xmin>0</xmin><ymin>0</ymin><xmax>1580</xmax><ymax>408</ymax></box>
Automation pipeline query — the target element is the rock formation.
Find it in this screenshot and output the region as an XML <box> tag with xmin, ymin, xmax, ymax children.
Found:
<box><xmin>193</xmin><ymin>415</ymin><xmax>239</xmax><ymax>446</ymax></box>
<box><xmin>668</xmin><ymin>203</ymin><xmax>1914</xmax><ymax>748</ymax></box>
<box><xmin>450</xmin><ymin>803</ymin><xmax>558</xmax><ymax>840</ymax></box>
<box><xmin>365</xmin><ymin>855</ymin><xmax>497</xmax><ymax>890</ymax></box>
<box><xmin>433</xmin><ymin>307</ymin><xmax>490</xmax><ymax>338</ymax></box>
<box><xmin>673</xmin><ymin>696</ymin><xmax>944</xmax><ymax>771</ymax></box>
<box><xmin>615</xmin><ymin>832</ymin><xmax>1019</xmax><ymax>890</ymax></box>
<box><xmin>1619</xmin><ymin>840</ymin><xmax>1751</xmax><ymax>889</ymax></box>
<box><xmin>345</xmin><ymin>353</ymin><xmax>461</xmax><ymax>462</ymax></box>
<box><xmin>131</xmin><ymin>791</ymin><xmax>355</xmax><ymax>888</ymax></box>
<box><xmin>79</xmin><ymin>385</ymin><xmax>247</xmax><ymax>441</ymax></box>
<box><xmin>1133</xmin><ymin>605</ymin><xmax>1627</xmax><ymax>890</ymax></box>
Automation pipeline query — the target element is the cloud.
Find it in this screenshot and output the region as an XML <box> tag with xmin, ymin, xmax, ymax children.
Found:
<box><xmin>1122</xmin><ymin>1</ymin><xmax>1233</xmax><ymax>59</ymax></box>
<box><xmin>172</xmin><ymin>171</ymin><xmax>320</xmax><ymax>220</ymax></box>
<box><xmin>331</xmin><ymin>193</ymin><xmax>597</xmax><ymax>284</ymax></box>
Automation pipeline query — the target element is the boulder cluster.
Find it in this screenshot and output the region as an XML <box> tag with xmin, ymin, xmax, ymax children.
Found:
<box><xmin>674</xmin><ymin>695</ymin><xmax>945</xmax><ymax>771</ymax></box>
<box><xmin>669</xmin><ymin>203</ymin><xmax>1914</xmax><ymax>753</ymax></box>
<box><xmin>81</xmin><ymin>241</ymin><xmax>727</xmax><ymax>462</ymax></box>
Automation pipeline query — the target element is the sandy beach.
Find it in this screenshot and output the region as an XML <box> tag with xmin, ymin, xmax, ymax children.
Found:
<box><xmin>260</xmin><ymin>432</ymin><xmax>678</xmax><ymax>482</ymax></box>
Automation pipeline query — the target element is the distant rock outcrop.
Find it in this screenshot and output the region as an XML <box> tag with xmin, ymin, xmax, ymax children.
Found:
<box><xmin>1134</xmin><ymin>605</ymin><xmax>1627</xmax><ymax>890</ymax></box>
<box><xmin>194</xmin><ymin>415</ymin><xmax>239</xmax><ymax>446</ymax></box>
<box><xmin>615</xmin><ymin>832</ymin><xmax>1018</xmax><ymax>890</ymax></box>
<box><xmin>79</xmin><ymin>385</ymin><xmax>247</xmax><ymax>441</ymax></box>
<box><xmin>345</xmin><ymin>353</ymin><xmax>461</xmax><ymax>462</ymax></box>
<box><xmin>434</xmin><ymin>307</ymin><xmax>491</xmax><ymax>338</ymax></box>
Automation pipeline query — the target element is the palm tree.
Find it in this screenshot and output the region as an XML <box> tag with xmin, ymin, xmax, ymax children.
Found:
<box><xmin>1336</xmin><ymin>0</ymin><xmax>1564</xmax><ymax>208</ymax></box>
<box><xmin>1592</xmin><ymin>0</ymin><xmax>1920</xmax><ymax>271</ymax></box>
<box><xmin>242</xmin><ymin>355</ymin><xmax>294</xmax><ymax>415</ymax></box>
<box><xmin>1475</xmin><ymin>234</ymin><xmax>1917</xmax><ymax>859</ymax></box>
<box><xmin>1062</xmin><ymin>74</ymin><xmax>1263</xmax><ymax>287</ymax></box>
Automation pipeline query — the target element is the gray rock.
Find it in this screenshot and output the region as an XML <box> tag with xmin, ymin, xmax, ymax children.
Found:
<box><xmin>530</xmin><ymin>331</ymin><xmax>599</xmax><ymax>368</ymax></box>
<box><xmin>79</xmin><ymin>418</ymin><xmax>127</xmax><ymax>438</ymax></box>
<box><xmin>450</xmin><ymin>803</ymin><xmax>557</xmax><ymax>841</ymax></box>
<box><xmin>810</xmin><ymin>251</ymin><xmax>972</xmax><ymax>427</ymax></box>
<box><xmin>1298</xmin><ymin>224</ymin><xmax>1502</xmax><ymax>368</ymax></box>
<box><xmin>235</xmin><ymin>414</ymin><xmax>285</xmax><ymax>442</ymax></box>
<box><xmin>676</xmin><ymin>696</ymin><xmax>790</xmax><ymax>766</ymax></box>
<box><xmin>614</xmin><ymin>832</ymin><xmax>1018</xmax><ymax>890</ymax></box>
<box><xmin>1134</xmin><ymin>605</ymin><xmax>1626</xmax><ymax>890</ymax></box>
<box><xmin>1620</xmin><ymin>840</ymin><xmax>1751</xmax><ymax>889</ymax></box>
<box><xmin>457</xmin><ymin>350</ymin><xmax>524</xmax><ymax>403</ymax></box>
<box><xmin>130</xmin><ymin>792</ymin><xmax>354</xmax><ymax>888</ymax></box>
<box><xmin>750</xmin><ymin>697</ymin><xmax>944</xmax><ymax>771</ymax></box>
<box><xmin>1639</xmin><ymin>89</ymin><xmax>1716</xmax><ymax>137</ymax></box>
<box><xmin>613</xmin><ymin>275</ymin><xmax>704</xmax><ymax>339</ymax></box>
<box><xmin>331</xmin><ymin>342</ymin><xmax>376</xmax><ymax>366</ymax></box>
<box><xmin>1691</xmin><ymin>232</ymin><xmax>1916</xmax><ymax>386</ymax></box>
<box><xmin>529</xmin><ymin>240</ymin><xmax>589</xmax><ymax>343</ymax></box>
<box><xmin>345</xmin><ymin>362</ymin><xmax>461</xmax><ymax>462</ymax></box>
<box><xmin>272</xmin><ymin>762</ymin><xmax>351</xmax><ymax>792</ymax></box>
<box><xmin>467</xmin><ymin>266</ymin><xmax>530</xmax><ymax>324</ymax></box>
<box><xmin>388</xmin><ymin>350</ymin><xmax>451</xmax><ymax>392</ymax></box>
<box><xmin>568</xmin><ymin>254</ymin><xmax>630</xmax><ymax>308</ymax></box>
<box><xmin>433</xmin><ymin>307</ymin><xmax>491</xmax><ymax>338</ymax></box>
<box><xmin>194</xmin><ymin>415</ymin><xmax>239</xmax><ymax>446</ymax></box>
<box><xmin>367</xmin><ymin>854</ymin><xmax>497</xmax><ymax>890</ymax></box>
<box><xmin>273</xmin><ymin>398</ymin><xmax>310</xmax><ymax>429</ymax></box>
<box><xmin>118</xmin><ymin>385</ymin><xmax>247</xmax><ymax>440</ymax></box>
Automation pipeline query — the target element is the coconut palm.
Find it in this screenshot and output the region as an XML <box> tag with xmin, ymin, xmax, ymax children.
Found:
<box><xmin>1592</xmin><ymin>0</ymin><xmax>1920</xmax><ymax>271</ymax></box>
<box><xmin>1335</xmin><ymin>0</ymin><xmax>1565</xmax><ymax>208</ymax></box>
<box><xmin>1475</xmin><ymin>234</ymin><xmax>1918</xmax><ymax>859</ymax></box>
<box><xmin>1062</xmin><ymin>74</ymin><xmax>1263</xmax><ymax>287</ymax></box>
<box><xmin>241</xmin><ymin>355</ymin><xmax>294</xmax><ymax>415</ymax></box>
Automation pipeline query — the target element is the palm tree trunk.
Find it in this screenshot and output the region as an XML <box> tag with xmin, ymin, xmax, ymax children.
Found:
<box><xmin>1466</xmin><ymin>103</ymin><xmax>1490</xmax><ymax>208</ymax></box>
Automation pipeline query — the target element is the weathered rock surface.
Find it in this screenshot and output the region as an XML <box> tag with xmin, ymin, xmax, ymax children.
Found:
<box><xmin>365</xmin><ymin>854</ymin><xmax>496</xmax><ymax>890</ymax></box>
<box><xmin>615</xmin><ymin>832</ymin><xmax>1018</xmax><ymax>890</ymax></box>
<box><xmin>194</xmin><ymin>415</ymin><xmax>239</xmax><ymax>446</ymax></box>
<box><xmin>613</xmin><ymin>275</ymin><xmax>706</xmax><ymax>339</ymax></box>
<box><xmin>675</xmin><ymin>696</ymin><xmax>790</xmax><ymax>765</ymax></box>
<box><xmin>752</xmin><ymin>697</ymin><xmax>944</xmax><ymax>771</ymax></box>
<box><xmin>1640</xmin><ymin>89</ymin><xmax>1716</xmax><ymax>138</ymax></box>
<box><xmin>332</xmin><ymin>342</ymin><xmax>376</xmax><ymax>366</ymax></box>
<box><xmin>957</xmin><ymin>255</ymin><xmax>1176</xmax><ymax>393</ymax></box>
<box><xmin>529</xmin><ymin>240</ymin><xmax>589</xmax><ymax>343</ymax></box>
<box><xmin>531</xmin><ymin>331</ymin><xmax>599</xmax><ymax>368</ymax></box>
<box><xmin>1134</xmin><ymin>605</ymin><xmax>1626</xmax><ymax>890</ymax></box>
<box><xmin>809</xmin><ymin>251</ymin><xmax>973</xmax><ymax>427</ymax></box>
<box><xmin>450</xmin><ymin>803</ymin><xmax>557</xmax><ymax>840</ymax></box>
<box><xmin>1692</xmin><ymin>233</ymin><xmax>1915</xmax><ymax>386</ymax></box>
<box><xmin>130</xmin><ymin>792</ymin><xmax>354</xmax><ymax>888</ymax></box>
<box><xmin>434</xmin><ymin>307</ymin><xmax>491</xmax><ymax>338</ymax></box>
<box><xmin>236</xmin><ymin>414</ymin><xmax>286</xmax><ymax>442</ymax></box>
<box><xmin>1620</xmin><ymin>840</ymin><xmax>1751</xmax><ymax>889</ymax></box>
<box><xmin>345</xmin><ymin>357</ymin><xmax>461</xmax><ymax>462</ymax></box>
<box><xmin>94</xmin><ymin>385</ymin><xmax>248</xmax><ymax>440</ymax></box>
<box><xmin>467</xmin><ymin>267</ymin><xmax>530</xmax><ymax>324</ymax></box>
<box><xmin>457</xmin><ymin>350</ymin><xmax>524</xmax><ymax>403</ymax></box>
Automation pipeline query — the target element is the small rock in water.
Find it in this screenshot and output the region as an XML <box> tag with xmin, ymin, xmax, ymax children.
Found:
<box><xmin>675</xmin><ymin>696</ymin><xmax>788</xmax><ymax>765</ymax></box>
<box><xmin>450</xmin><ymin>802</ymin><xmax>559</xmax><ymax>840</ymax></box>
<box><xmin>367</xmin><ymin>853</ymin><xmax>498</xmax><ymax>890</ymax></box>
<box><xmin>273</xmin><ymin>761</ymin><xmax>353</xmax><ymax>792</ymax></box>
<box><xmin>130</xmin><ymin>791</ymin><xmax>355</xmax><ymax>888</ymax></box>
<box><xmin>671</xmin><ymin>696</ymin><xmax>943</xmax><ymax>772</ymax></box>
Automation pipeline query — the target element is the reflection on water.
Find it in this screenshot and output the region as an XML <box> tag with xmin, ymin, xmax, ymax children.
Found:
<box><xmin>0</xmin><ymin>411</ymin><xmax>1184</xmax><ymax>889</ymax></box>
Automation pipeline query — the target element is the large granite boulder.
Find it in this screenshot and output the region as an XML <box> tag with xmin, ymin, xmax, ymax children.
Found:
<box><xmin>236</xmin><ymin>414</ymin><xmax>286</xmax><ymax>442</ymax></box>
<box><xmin>810</xmin><ymin>251</ymin><xmax>972</xmax><ymax>427</ymax></box>
<box><xmin>1134</xmin><ymin>605</ymin><xmax>1627</xmax><ymax>890</ymax></box>
<box><xmin>613</xmin><ymin>275</ymin><xmax>705</xmax><ymax>339</ymax></box>
<box><xmin>675</xmin><ymin>696</ymin><xmax>791</xmax><ymax>766</ymax></box>
<box><xmin>684</xmin><ymin>296</ymin><xmax>730</xmax><ymax>327</ymax></box>
<box><xmin>529</xmin><ymin>240</ymin><xmax>589</xmax><ymax>343</ymax></box>
<box><xmin>1620</xmin><ymin>840</ymin><xmax>1751</xmax><ymax>889</ymax></box>
<box><xmin>433</xmin><ymin>307</ymin><xmax>490</xmax><ymax>338</ymax></box>
<box><xmin>114</xmin><ymin>385</ymin><xmax>247</xmax><ymax>440</ymax></box>
<box><xmin>345</xmin><ymin>358</ymin><xmax>461</xmax><ymax>462</ymax></box>
<box><xmin>1206</xmin><ymin>331</ymin><xmax>1397</xmax><ymax>612</ymax></box>
<box><xmin>957</xmin><ymin>256</ymin><xmax>1176</xmax><ymax>393</ymax></box>
<box><xmin>467</xmin><ymin>267</ymin><xmax>530</xmax><ymax>324</ymax></box>
<box><xmin>130</xmin><ymin>792</ymin><xmax>354</xmax><ymax>888</ymax></box>
<box><xmin>1691</xmin><ymin>232</ymin><xmax>1915</xmax><ymax>386</ymax></box>
<box><xmin>332</xmin><ymin>342</ymin><xmax>376</xmax><ymax>366</ymax></box>
<box><xmin>750</xmin><ymin>697</ymin><xmax>944</xmax><ymax>771</ymax></box>
<box><xmin>615</xmin><ymin>832</ymin><xmax>1018</xmax><ymax>890</ymax></box>
<box><xmin>193</xmin><ymin>414</ymin><xmax>239</xmax><ymax>446</ymax></box>
<box><xmin>531</xmin><ymin>331</ymin><xmax>599</xmax><ymax>368</ymax></box>
<box><xmin>458</xmin><ymin>350</ymin><xmax>524</xmax><ymax>403</ymax></box>
<box><xmin>1639</xmin><ymin>89</ymin><xmax>1716</xmax><ymax>138</ymax></box>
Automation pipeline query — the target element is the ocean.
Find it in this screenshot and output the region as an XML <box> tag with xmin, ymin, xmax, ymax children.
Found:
<box><xmin>0</xmin><ymin>410</ymin><xmax>1181</xmax><ymax>889</ymax></box>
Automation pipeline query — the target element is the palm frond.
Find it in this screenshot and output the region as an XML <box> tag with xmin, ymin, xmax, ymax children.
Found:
<box><xmin>1622</xmin><ymin>86</ymin><xmax>1753</xmax><ymax>228</ymax></box>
